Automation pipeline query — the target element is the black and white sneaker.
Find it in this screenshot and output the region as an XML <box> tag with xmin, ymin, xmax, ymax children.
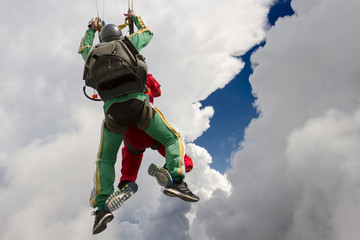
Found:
<box><xmin>105</xmin><ymin>182</ymin><xmax>138</xmax><ymax>212</ymax></box>
<box><xmin>92</xmin><ymin>207</ymin><xmax>114</xmax><ymax>235</ymax></box>
<box><xmin>148</xmin><ymin>163</ymin><xmax>173</xmax><ymax>188</ymax></box>
<box><xmin>163</xmin><ymin>181</ymin><xmax>200</xmax><ymax>202</ymax></box>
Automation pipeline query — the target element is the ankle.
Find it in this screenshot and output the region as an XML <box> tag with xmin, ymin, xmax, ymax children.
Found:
<box><xmin>118</xmin><ymin>180</ymin><xmax>131</xmax><ymax>189</ymax></box>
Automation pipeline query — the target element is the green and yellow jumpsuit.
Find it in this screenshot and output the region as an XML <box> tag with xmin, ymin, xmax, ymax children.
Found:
<box><xmin>78</xmin><ymin>15</ymin><xmax>185</xmax><ymax>210</ymax></box>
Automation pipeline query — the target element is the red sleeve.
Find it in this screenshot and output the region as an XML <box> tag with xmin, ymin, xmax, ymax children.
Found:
<box><xmin>184</xmin><ymin>154</ymin><xmax>193</xmax><ymax>173</ymax></box>
<box><xmin>146</xmin><ymin>73</ymin><xmax>161</xmax><ymax>98</ymax></box>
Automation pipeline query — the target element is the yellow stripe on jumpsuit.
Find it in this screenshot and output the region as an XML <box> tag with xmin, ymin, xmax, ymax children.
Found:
<box><xmin>89</xmin><ymin>100</ymin><xmax>186</xmax><ymax>209</ymax></box>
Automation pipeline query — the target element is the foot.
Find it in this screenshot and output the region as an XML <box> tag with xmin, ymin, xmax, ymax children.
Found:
<box><xmin>105</xmin><ymin>182</ymin><xmax>138</xmax><ymax>212</ymax></box>
<box><xmin>92</xmin><ymin>208</ymin><xmax>114</xmax><ymax>234</ymax></box>
<box><xmin>163</xmin><ymin>181</ymin><xmax>200</xmax><ymax>202</ymax></box>
<box><xmin>117</xmin><ymin>180</ymin><xmax>130</xmax><ymax>190</ymax></box>
<box><xmin>148</xmin><ymin>163</ymin><xmax>173</xmax><ymax>188</ymax></box>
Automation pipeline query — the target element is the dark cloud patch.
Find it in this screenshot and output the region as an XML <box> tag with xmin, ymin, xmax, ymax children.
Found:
<box><xmin>143</xmin><ymin>196</ymin><xmax>192</xmax><ymax>240</ymax></box>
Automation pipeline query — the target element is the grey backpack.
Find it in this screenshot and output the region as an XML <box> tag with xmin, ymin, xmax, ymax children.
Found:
<box><xmin>83</xmin><ymin>36</ymin><xmax>148</xmax><ymax>101</ymax></box>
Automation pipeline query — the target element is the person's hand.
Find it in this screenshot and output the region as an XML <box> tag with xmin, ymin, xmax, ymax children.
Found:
<box><xmin>88</xmin><ymin>17</ymin><xmax>99</xmax><ymax>31</ymax></box>
<box><xmin>91</xmin><ymin>17</ymin><xmax>99</xmax><ymax>31</ymax></box>
<box><xmin>124</xmin><ymin>10</ymin><xmax>135</xmax><ymax>19</ymax></box>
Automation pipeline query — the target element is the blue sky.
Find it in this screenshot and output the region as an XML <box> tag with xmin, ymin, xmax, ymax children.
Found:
<box><xmin>195</xmin><ymin>0</ymin><xmax>295</xmax><ymax>173</ymax></box>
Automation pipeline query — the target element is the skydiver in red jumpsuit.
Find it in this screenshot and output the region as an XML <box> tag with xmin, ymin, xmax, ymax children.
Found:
<box><xmin>118</xmin><ymin>73</ymin><xmax>194</xmax><ymax>189</ymax></box>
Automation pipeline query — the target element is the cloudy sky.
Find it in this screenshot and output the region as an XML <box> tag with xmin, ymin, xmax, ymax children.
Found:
<box><xmin>1</xmin><ymin>0</ymin><xmax>360</xmax><ymax>239</ymax></box>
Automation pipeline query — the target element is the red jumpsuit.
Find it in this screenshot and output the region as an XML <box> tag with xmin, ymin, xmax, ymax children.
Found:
<box><xmin>120</xmin><ymin>74</ymin><xmax>193</xmax><ymax>183</ymax></box>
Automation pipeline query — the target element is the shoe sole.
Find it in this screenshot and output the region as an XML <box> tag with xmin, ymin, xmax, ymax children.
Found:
<box><xmin>93</xmin><ymin>213</ymin><xmax>114</xmax><ymax>235</ymax></box>
<box><xmin>105</xmin><ymin>182</ymin><xmax>138</xmax><ymax>212</ymax></box>
<box><xmin>148</xmin><ymin>163</ymin><xmax>173</xmax><ymax>188</ymax></box>
<box><xmin>163</xmin><ymin>188</ymin><xmax>200</xmax><ymax>202</ymax></box>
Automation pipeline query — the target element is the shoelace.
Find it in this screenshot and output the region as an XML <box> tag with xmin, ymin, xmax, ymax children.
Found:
<box><xmin>175</xmin><ymin>181</ymin><xmax>192</xmax><ymax>193</ymax></box>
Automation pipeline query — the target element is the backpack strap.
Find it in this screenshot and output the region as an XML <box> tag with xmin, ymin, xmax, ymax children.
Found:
<box><xmin>122</xmin><ymin>36</ymin><xmax>139</xmax><ymax>57</ymax></box>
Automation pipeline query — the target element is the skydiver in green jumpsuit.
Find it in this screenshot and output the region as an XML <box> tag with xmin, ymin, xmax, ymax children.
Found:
<box><xmin>78</xmin><ymin>11</ymin><xmax>199</xmax><ymax>234</ymax></box>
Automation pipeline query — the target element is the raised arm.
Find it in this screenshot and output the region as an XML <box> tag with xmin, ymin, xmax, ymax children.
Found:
<box><xmin>78</xmin><ymin>18</ymin><xmax>99</xmax><ymax>61</ymax></box>
<box><xmin>126</xmin><ymin>12</ymin><xmax>153</xmax><ymax>52</ymax></box>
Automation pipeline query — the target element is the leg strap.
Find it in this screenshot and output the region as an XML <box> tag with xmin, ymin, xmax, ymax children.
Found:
<box><xmin>104</xmin><ymin>114</ymin><xmax>128</xmax><ymax>135</ymax></box>
<box><xmin>150</xmin><ymin>139</ymin><xmax>161</xmax><ymax>150</ymax></box>
<box><xmin>124</xmin><ymin>138</ymin><xmax>145</xmax><ymax>155</ymax></box>
<box><xmin>137</xmin><ymin>96</ymin><xmax>154</xmax><ymax>131</ymax></box>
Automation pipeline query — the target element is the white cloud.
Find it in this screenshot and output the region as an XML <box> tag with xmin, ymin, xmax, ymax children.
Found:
<box><xmin>190</xmin><ymin>0</ymin><xmax>360</xmax><ymax>239</ymax></box>
<box><xmin>0</xmin><ymin>105</ymin><xmax>102</xmax><ymax>239</ymax></box>
<box><xmin>0</xmin><ymin>0</ymin><xmax>272</xmax><ymax>239</ymax></box>
<box><xmin>15</xmin><ymin>0</ymin><xmax>360</xmax><ymax>239</ymax></box>
<box><xmin>285</xmin><ymin>108</ymin><xmax>360</xmax><ymax>240</ymax></box>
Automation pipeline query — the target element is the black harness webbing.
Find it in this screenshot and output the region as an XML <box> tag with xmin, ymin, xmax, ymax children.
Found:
<box><xmin>124</xmin><ymin>138</ymin><xmax>145</xmax><ymax>155</ymax></box>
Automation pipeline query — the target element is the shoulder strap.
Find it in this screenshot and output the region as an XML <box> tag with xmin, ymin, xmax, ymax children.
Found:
<box><xmin>122</xmin><ymin>36</ymin><xmax>139</xmax><ymax>56</ymax></box>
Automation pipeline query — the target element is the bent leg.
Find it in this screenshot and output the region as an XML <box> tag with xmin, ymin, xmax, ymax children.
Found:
<box><xmin>145</xmin><ymin>108</ymin><xmax>185</xmax><ymax>181</ymax></box>
<box><xmin>120</xmin><ymin>142</ymin><xmax>144</xmax><ymax>183</ymax></box>
<box><xmin>157</xmin><ymin>145</ymin><xmax>193</xmax><ymax>173</ymax></box>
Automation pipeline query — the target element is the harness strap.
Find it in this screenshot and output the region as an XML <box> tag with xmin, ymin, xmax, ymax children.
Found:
<box><xmin>137</xmin><ymin>95</ymin><xmax>154</xmax><ymax>130</ymax></box>
<box><xmin>150</xmin><ymin>139</ymin><xmax>161</xmax><ymax>150</ymax></box>
<box><xmin>104</xmin><ymin>114</ymin><xmax>128</xmax><ymax>135</ymax></box>
<box><xmin>124</xmin><ymin>138</ymin><xmax>145</xmax><ymax>155</ymax></box>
